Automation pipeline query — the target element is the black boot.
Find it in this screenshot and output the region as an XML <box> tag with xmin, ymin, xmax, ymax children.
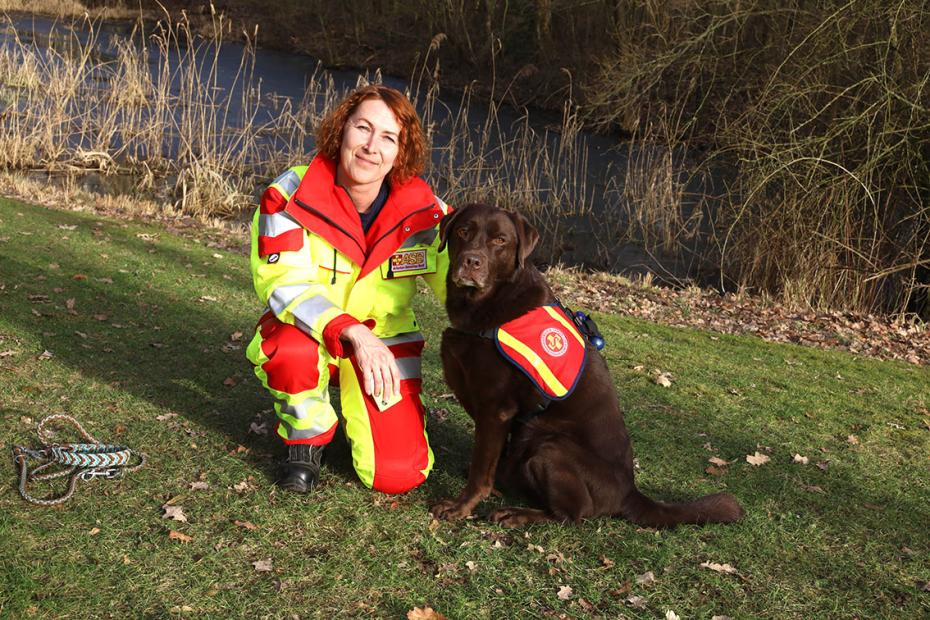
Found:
<box><xmin>276</xmin><ymin>444</ymin><xmax>324</xmax><ymax>494</ymax></box>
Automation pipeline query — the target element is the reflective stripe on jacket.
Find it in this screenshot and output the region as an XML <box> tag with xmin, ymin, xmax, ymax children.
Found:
<box><xmin>495</xmin><ymin>305</ymin><xmax>587</xmax><ymax>399</ymax></box>
<box><xmin>250</xmin><ymin>155</ymin><xmax>450</xmax><ymax>352</ymax></box>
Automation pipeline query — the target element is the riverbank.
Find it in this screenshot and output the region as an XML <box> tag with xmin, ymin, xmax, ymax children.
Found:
<box><xmin>3</xmin><ymin>1</ymin><xmax>928</xmax><ymax>319</ymax></box>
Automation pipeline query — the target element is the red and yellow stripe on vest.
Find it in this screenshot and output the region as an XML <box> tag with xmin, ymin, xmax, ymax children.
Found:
<box><xmin>495</xmin><ymin>305</ymin><xmax>587</xmax><ymax>400</ymax></box>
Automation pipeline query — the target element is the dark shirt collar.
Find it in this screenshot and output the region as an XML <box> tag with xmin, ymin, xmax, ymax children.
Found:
<box><xmin>358</xmin><ymin>180</ymin><xmax>390</xmax><ymax>233</ymax></box>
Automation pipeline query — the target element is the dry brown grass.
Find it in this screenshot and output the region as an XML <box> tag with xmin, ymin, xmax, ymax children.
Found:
<box><xmin>0</xmin><ymin>0</ymin><xmax>136</xmax><ymax>19</ymax></box>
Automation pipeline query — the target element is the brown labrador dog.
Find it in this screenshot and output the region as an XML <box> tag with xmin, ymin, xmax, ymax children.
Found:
<box><xmin>430</xmin><ymin>203</ymin><xmax>744</xmax><ymax>527</ymax></box>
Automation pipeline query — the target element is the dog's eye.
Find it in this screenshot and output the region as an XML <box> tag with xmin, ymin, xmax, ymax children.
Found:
<box><xmin>491</xmin><ymin>237</ymin><xmax>506</xmax><ymax>246</ymax></box>
<box><xmin>456</xmin><ymin>227</ymin><xmax>468</xmax><ymax>239</ymax></box>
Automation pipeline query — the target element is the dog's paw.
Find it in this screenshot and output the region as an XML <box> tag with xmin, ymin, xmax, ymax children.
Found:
<box><xmin>488</xmin><ymin>507</ymin><xmax>551</xmax><ymax>527</ymax></box>
<box><xmin>430</xmin><ymin>499</ymin><xmax>472</xmax><ymax>521</ymax></box>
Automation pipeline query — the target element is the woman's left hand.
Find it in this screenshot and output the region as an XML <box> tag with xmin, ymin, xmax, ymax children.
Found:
<box><xmin>341</xmin><ymin>324</ymin><xmax>400</xmax><ymax>403</ymax></box>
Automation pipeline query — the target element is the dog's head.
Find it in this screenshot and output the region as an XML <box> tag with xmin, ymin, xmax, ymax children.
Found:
<box><xmin>438</xmin><ymin>203</ymin><xmax>540</xmax><ymax>299</ymax></box>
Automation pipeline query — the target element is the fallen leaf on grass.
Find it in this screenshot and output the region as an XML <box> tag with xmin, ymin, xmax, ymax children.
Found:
<box><xmin>712</xmin><ymin>616</ymin><xmax>734</xmax><ymax>620</ymax></box>
<box><xmin>802</xmin><ymin>485</ymin><xmax>825</xmax><ymax>493</ymax></box>
<box><xmin>162</xmin><ymin>505</ymin><xmax>188</xmax><ymax>523</ymax></box>
<box><xmin>746</xmin><ymin>452</ymin><xmax>770</xmax><ymax>466</ymax></box>
<box><xmin>156</xmin><ymin>413</ymin><xmax>178</xmax><ymax>422</ymax></box>
<box><xmin>38</xmin><ymin>350</ymin><xmax>54</xmax><ymax>360</ymax></box>
<box><xmin>847</xmin><ymin>434</ymin><xmax>860</xmax><ymax>445</ymax></box>
<box><xmin>223</xmin><ymin>377</ymin><xmax>237</xmax><ymax>387</ymax></box>
<box><xmin>252</xmin><ymin>558</ymin><xmax>273</xmax><ymax>572</ymax></box>
<box><xmin>229</xmin><ymin>331</ymin><xmax>243</xmax><ymax>341</ymax></box>
<box><xmin>249</xmin><ymin>421</ymin><xmax>268</xmax><ymax>435</ymax></box>
<box><xmin>234</xmin><ymin>520</ymin><xmax>258</xmax><ymax>530</ymax></box>
<box><xmin>556</xmin><ymin>585</ymin><xmax>572</xmax><ymax>600</ymax></box>
<box><xmin>169</xmin><ymin>606</ymin><xmax>194</xmax><ymax>614</ymax></box>
<box><xmin>636</xmin><ymin>571</ymin><xmax>656</xmax><ymax>585</ymax></box>
<box><xmin>199</xmin><ymin>295</ymin><xmax>218</xmax><ymax>303</ymax></box>
<box><xmin>189</xmin><ymin>481</ymin><xmax>210</xmax><ymax>491</ymax></box>
<box><xmin>626</xmin><ymin>595</ymin><xmax>647</xmax><ymax>609</ymax></box>
<box><xmin>655</xmin><ymin>372</ymin><xmax>673</xmax><ymax>387</ymax></box>
<box><xmin>708</xmin><ymin>457</ymin><xmax>730</xmax><ymax>467</ymax></box>
<box><xmin>0</xmin><ymin>350</ymin><xmax>18</xmax><ymax>358</ymax></box>
<box><xmin>601</xmin><ymin>556</ymin><xmax>615</xmax><ymax>569</ymax></box>
<box><xmin>168</xmin><ymin>530</ymin><xmax>192</xmax><ymax>543</ymax></box>
<box><xmin>916</xmin><ymin>580</ymin><xmax>930</xmax><ymax>592</ymax></box>
<box><xmin>609</xmin><ymin>581</ymin><xmax>632</xmax><ymax>598</ymax></box>
<box><xmin>88</xmin><ymin>527</ymin><xmax>100</xmax><ymax>536</ymax></box>
<box><xmin>700</xmin><ymin>561</ymin><xmax>738</xmax><ymax>574</ymax></box>
<box><xmin>232</xmin><ymin>480</ymin><xmax>253</xmax><ymax>493</ymax></box>
<box><xmin>465</xmin><ymin>561</ymin><xmax>477</xmax><ymax>572</ymax></box>
<box><xmin>792</xmin><ymin>454</ymin><xmax>809</xmax><ymax>465</ymax></box>
<box><xmin>407</xmin><ymin>607</ymin><xmax>447</xmax><ymax>620</ymax></box>
<box><xmin>666</xmin><ymin>611</ymin><xmax>681</xmax><ymax>620</ymax></box>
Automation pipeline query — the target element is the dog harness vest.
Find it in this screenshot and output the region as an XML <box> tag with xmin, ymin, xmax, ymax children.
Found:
<box><xmin>495</xmin><ymin>305</ymin><xmax>587</xmax><ymax>400</ymax></box>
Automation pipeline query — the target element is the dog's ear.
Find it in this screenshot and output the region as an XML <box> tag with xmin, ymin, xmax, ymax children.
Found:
<box><xmin>438</xmin><ymin>205</ymin><xmax>468</xmax><ymax>253</ymax></box>
<box><xmin>507</xmin><ymin>210</ymin><xmax>540</xmax><ymax>270</ymax></box>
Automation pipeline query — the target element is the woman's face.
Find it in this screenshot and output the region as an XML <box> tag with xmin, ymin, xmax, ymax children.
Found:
<box><xmin>337</xmin><ymin>97</ymin><xmax>402</xmax><ymax>189</ymax></box>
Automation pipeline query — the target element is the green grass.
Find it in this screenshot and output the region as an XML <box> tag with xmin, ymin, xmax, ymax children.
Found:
<box><xmin>0</xmin><ymin>195</ymin><xmax>928</xmax><ymax>619</ymax></box>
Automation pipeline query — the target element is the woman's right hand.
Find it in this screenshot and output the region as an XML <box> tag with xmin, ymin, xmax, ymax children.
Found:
<box><xmin>341</xmin><ymin>324</ymin><xmax>400</xmax><ymax>403</ymax></box>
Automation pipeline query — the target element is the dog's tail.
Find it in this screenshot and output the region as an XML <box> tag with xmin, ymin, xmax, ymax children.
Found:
<box><xmin>620</xmin><ymin>489</ymin><xmax>744</xmax><ymax>528</ymax></box>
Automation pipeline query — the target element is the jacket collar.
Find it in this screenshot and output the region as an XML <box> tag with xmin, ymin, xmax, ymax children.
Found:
<box><xmin>285</xmin><ymin>155</ymin><xmax>442</xmax><ymax>278</ymax></box>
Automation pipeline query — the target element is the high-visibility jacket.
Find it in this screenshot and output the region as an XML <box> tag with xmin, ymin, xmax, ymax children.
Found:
<box><xmin>250</xmin><ymin>155</ymin><xmax>450</xmax><ymax>356</ymax></box>
<box><xmin>494</xmin><ymin>305</ymin><xmax>588</xmax><ymax>400</ymax></box>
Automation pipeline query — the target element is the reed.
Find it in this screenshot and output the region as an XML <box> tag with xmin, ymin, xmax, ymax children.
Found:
<box><xmin>1</xmin><ymin>1</ymin><xmax>927</xmax><ymax>317</ymax></box>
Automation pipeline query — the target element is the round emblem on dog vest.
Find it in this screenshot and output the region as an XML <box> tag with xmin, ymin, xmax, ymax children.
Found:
<box><xmin>540</xmin><ymin>327</ymin><xmax>568</xmax><ymax>357</ymax></box>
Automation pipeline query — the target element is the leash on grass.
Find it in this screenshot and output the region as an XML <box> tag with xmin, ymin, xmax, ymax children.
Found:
<box><xmin>11</xmin><ymin>414</ymin><xmax>146</xmax><ymax>506</ymax></box>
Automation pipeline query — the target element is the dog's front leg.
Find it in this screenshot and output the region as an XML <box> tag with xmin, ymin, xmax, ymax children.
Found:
<box><xmin>431</xmin><ymin>413</ymin><xmax>510</xmax><ymax>521</ymax></box>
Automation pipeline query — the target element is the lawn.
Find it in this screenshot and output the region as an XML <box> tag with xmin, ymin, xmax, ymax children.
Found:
<box><xmin>0</xmin><ymin>196</ymin><xmax>927</xmax><ymax>619</ymax></box>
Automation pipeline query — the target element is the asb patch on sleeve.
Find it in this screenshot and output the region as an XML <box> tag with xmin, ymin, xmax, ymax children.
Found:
<box><xmin>494</xmin><ymin>305</ymin><xmax>587</xmax><ymax>400</ymax></box>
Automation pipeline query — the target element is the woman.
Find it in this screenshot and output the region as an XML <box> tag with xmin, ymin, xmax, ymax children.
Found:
<box><xmin>246</xmin><ymin>85</ymin><xmax>450</xmax><ymax>495</ymax></box>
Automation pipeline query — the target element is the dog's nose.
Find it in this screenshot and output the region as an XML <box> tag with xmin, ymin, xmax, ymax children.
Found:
<box><xmin>463</xmin><ymin>254</ymin><xmax>483</xmax><ymax>270</ymax></box>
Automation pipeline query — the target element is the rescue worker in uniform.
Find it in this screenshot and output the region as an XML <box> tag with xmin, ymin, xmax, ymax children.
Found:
<box><xmin>246</xmin><ymin>84</ymin><xmax>450</xmax><ymax>494</ymax></box>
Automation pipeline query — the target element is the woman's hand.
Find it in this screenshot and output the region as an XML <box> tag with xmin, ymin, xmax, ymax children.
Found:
<box><xmin>341</xmin><ymin>324</ymin><xmax>400</xmax><ymax>403</ymax></box>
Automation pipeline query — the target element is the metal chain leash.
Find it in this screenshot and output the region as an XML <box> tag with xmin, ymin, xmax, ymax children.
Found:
<box><xmin>11</xmin><ymin>414</ymin><xmax>146</xmax><ymax>506</ymax></box>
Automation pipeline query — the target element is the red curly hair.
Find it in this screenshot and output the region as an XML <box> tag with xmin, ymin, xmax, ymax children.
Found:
<box><xmin>315</xmin><ymin>85</ymin><xmax>427</xmax><ymax>185</ymax></box>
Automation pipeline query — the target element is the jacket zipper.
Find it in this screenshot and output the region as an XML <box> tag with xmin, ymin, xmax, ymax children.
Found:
<box><xmin>293</xmin><ymin>197</ymin><xmax>366</xmax><ymax>257</ymax></box>
<box><xmin>371</xmin><ymin>202</ymin><xmax>437</xmax><ymax>250</ymax></box>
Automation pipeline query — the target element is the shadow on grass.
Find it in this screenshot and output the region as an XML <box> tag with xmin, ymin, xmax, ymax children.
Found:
<box><xmin>2</xmin><ymin>200</ymin><xmax>926</xmax><ymax>587</ymax></box>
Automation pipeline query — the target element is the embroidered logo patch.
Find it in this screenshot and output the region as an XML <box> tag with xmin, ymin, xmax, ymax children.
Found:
<box><xmin>541</xmin><ymin>327</ymin><xmax>568</xmax><ymax>357</ymax></box>
<box><xmin>267</xmin><ymin>253</ymin><xmax>280</xmax><ymax>264</ymax></box>
<box><xmin>390</xmin><ymin>249</ymin><xmax>428</xmax><ymax>273</ymax></box>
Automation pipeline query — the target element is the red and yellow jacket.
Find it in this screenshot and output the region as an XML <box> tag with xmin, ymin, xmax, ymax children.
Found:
<box><xmin>250</xmin><ymin>155</ymin><xmax>450</xmax><ymax>357</ymax></box>
<box><xmin>494</xmin><ymin>305</ymin><xmax>588</xmax><ymax>400</ymax></box>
